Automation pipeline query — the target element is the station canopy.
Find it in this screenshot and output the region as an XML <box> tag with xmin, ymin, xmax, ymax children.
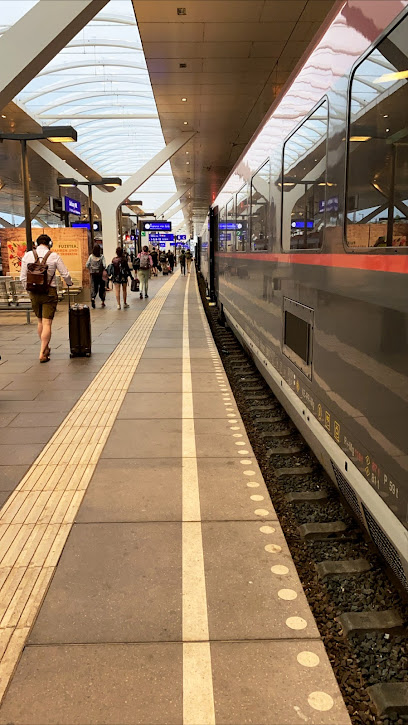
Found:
<box><xmin>1</xmin><ymin>0</ymin><xmax>185</xmax><ymax>227</ymax></box>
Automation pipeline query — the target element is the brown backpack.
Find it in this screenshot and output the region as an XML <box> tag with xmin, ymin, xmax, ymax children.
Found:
<box><xmin>26</xmin><ymin>249</ymin><xmax>53</xmax><ymax>293</ymax></box>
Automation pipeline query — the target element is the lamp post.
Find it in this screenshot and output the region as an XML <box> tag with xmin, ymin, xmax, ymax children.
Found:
<box><xmin>57</xmin><ymin>177</ymin><xmax>122</xmax><ymax>249</ymax></box>
<box><xmin>0</xmin><ymin>126</ymin><xmax>78</xmax><ymax>251</ymax></box>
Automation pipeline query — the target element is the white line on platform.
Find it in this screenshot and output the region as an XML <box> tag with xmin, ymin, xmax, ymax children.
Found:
<box><xmin>182</xmin><ymin>272</ymin><xmax>215</xmax><ymax>725</ymax></box>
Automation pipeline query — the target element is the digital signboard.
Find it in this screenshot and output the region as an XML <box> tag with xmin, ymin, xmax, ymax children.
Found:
<box><xmin>142</xmin><ymin>221</ymin><xmax>171</xmax><ymax>231</ymax></box>
<box><xmin>149</xmin><ymin>233</ymin><xmax>174</xmax><ymax>243</ymax></box>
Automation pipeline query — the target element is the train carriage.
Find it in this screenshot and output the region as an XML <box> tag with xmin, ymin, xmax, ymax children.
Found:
<box><xmin>199</xmin><ymin>0</ymin><xmax>408</xmax><ymax>589</ymax></box>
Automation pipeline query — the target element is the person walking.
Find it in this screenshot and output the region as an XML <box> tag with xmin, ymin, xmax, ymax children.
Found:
<box><xmin>186</xmin><ymin>248</ymin><xmax>193</xmax><ymax>274</ymax></box>
<box><xmin>20</xmin><ymin>233</ymin><xmax>72</xmax><ymax>363</ymax></box>
<box><xmin>167</xmin><ymin>249</ymin><xmax>175</xmax><ymax>273</ymax></box>
<box><xmin>151</xmin><ymin>247</ymin><xmax>158</xmax><ymax>276</ymax></box>
<box><xmin>179</xmin><ymin>249</ymin><xmax>186</xmax><ymax>276</ymax></box>
<box><xmin>136</xmin><ymin>245</ymin><xmax>153</xmax><ymax>299</ymax></box>
<box><xmin>107</xmin><ymin>247</ymin><xmax>133</xmax><ymax>309</ymax></box>
<box><xmin>86</xmin><ymin>243</ymin><xmax>106</xmax><ymax>308</ymax></box>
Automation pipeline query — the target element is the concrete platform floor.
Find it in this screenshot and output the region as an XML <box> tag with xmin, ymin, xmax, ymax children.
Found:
<box><xmin>0</xmin><ymin>270</ymin><xmax>350</xmax><ymax>724</ymax></box>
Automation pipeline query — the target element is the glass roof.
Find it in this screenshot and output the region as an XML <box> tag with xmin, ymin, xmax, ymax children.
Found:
<box><xmin>9</xmin><ymin>0</ymin><xmax>185</xmax><ymax>227</ymax></box>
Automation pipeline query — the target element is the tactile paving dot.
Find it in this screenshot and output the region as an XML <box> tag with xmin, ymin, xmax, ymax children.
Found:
<box><xmin>286</xmin><ymin>616</ymin><xmax>307</xmax><ymax>630</ymax></box>
<box><xmin>240</xmin><ymin>460</ymin><xmax>252</xmax><ymax>465</ymax></box>
<box><xmin>271</xmin><ymin>565</ymin><xmax>289</xmax><ymax>575</ymax></box>
<box><xmin>307</xmin><ymin>692</ymin><xmax>334</xmax><ymax>711</ymax></box>
<box><xmin>247</xmin><ymin>482</ymin><xmax>259</xmax><ymax>488</ymax></box>
<box><xmin>278</xmin><ymin>588</ymin><xmax>298</xmax><ymax>601</ymax></box>
<box><xmin>238</xmin><ymin>450</ymin><xmax>249</xmax><ymax>455</ymax></box>
<box><xmin>243</xmin><ymin>470</ymin><xmax>256</xmax><ymax>476</ymax></box>
<box><xmin>260</xmin><ymin>526</ymin><xmax>275</xmax><ymax>534</ymax></box>
<box><xmin>297</xmin><ymin>651</ymin><xmax>320</xmax><ymax>668</ymax></box>
<box><xmin>265</xmin><ymin>544</ymin><xmax>281</xmax><ymax>553</ymax></box>
<box><xmin>254</xmin><ymin>509</ymin><xmax>270</xmax><ymax>516</ymax></box>
<box><xmin>250</xmin><ymin>495</ymin><xmax>264</xmax><ymax>501</ymax></box>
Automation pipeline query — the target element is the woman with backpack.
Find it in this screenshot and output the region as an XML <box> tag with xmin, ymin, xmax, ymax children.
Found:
<box><xmin>136</xmin><ymin>246</ymin><xmax>153</xmax><ymax>299</ymax></box>
<box><xmin>107</xmin><ymin>247</ymin><xmax>133</xmax><ymax>309</ymax></box>
<box><xmin>86</xmin><ymin>243</ymin><xmax>106</xmax><ymax>308</ymax></box>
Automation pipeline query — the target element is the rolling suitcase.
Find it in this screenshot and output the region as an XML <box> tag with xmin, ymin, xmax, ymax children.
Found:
<box><xmin>68</xmin><ymin>287</ymin><xmax>92</xmax><ymax>358</ymax></box>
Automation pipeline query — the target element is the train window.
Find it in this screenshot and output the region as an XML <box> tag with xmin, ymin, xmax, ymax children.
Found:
<box><xmin>346</xmin><ymin>17</ymin><xmax>408</xmax><ymax>248</ymax></box>
<box><xmin>226</xmin><ymin>198</ymin><xmax>235</xmax><ymax>252</ymax></box>
<box><xmin>250</xmin><ymin>160</ymin><xmax>270</xmax><ymax>251</ymax></box>
<box><xmin>218</xmin><ymin>207</ymin><xmax>226</xmax><ymax>251</ymax></box>
<box><xmin>236</xmin><ymin>184</ymin><xmax>248</xmax><ymax>251</ymax></box>
<box><xmin>282</xmin><ymin>100</ymin><xmax>328</xmax><ymax>251</ymax></box>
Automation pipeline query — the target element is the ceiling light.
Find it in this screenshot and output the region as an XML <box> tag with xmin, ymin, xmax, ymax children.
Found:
<box><xmin>1</xmin><ymin>115</ymin><xmax>6</xmax><ymax>119</ymax></box>
<box><xmin>350</xmin><ymin>136</ymin><xmax>371</xmax><ymax>142</ymax></box>
<box><xmin>383</xmin><ymin>114</ymin><xmax>389</xmax><ymax>118</ymax></box>
<box><xmin>181</xmin><ymin>97</ymin><xmax>187</xmax><ymax>102</ymax></box>
<box><xmin>385</xmin><ymin>128</ymin><xmax>390</xmax><ymax>132</ymax></box>
<box><xmin>43</xmin><ymin>126</ymin><xmax>77</xmax><ymax>143</ymax></box>
<box><xmin>186</xmin><ymin>161</ymin><xmax>190</xmax><ymax>164</ymax></box>
<box><xmin>186</xmin><ymin>151</ymin><xmax>189</xmax><ymax>154</ymax></box>
<box><xmin>183</xmin><ymin>121</ymin><xmax>188</xmax><ymax>125</ymax></box>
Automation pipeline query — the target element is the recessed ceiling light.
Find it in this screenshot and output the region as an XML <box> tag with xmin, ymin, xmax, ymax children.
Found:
<box><xmin>181</xmin><ymin>97</ymin><xmax>187</xmax><ymax>102</ymax></box>
<box><xmin>186</xmin><ymin>161</ymin><xmax>190</xmax><ymax>164</ymax></box>
<box><xmin>183</xmin><ymin>121</ymin><xmax>188</xmax><ymax>125</ymax></box>
<box><xmin>1</xmin><ymin>115</ymin><xmax>6</xmax><ymax>119</ymax></box>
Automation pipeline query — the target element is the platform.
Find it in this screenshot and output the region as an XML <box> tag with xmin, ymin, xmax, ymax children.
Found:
<box><xmin>0</xmin><ymin>270</ymin><xmax>350</xmax><ymax>725</ymax></box>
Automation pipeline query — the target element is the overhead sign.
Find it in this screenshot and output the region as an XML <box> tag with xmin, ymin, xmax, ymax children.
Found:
<box><xmin>176</xmin><ymin>234</ymin><xmax>186</xmax><ymax>240</ymax></box>
<box><xmin>149</xmin><ymin>233</ymin><xmax>174</xmax><ymax>242</ymax></box>
<box><xmin>142</xmin><ymin>221</ymin><xmax>171</xmax><ymax>231</ymax></box>
<box><xmin>63</xmin><ymin>196</ymin><xmax>81</xmax><ymax>216</ymax></box>
<box><xmin>219</xmin><ymin>222</ymin><xmax>243</xmax><ymax>230</ymax></box>
<box><xmin>291</xmin><ymin>220</ymin><xmax>314</xmax><ymax>229</ymax></box>
<box><xmin>71</xmin><ymin>221</ymin><xmax>101</xmax><ymax>231</ymax></box>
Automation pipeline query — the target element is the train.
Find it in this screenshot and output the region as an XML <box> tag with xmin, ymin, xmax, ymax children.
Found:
<box><xmin>196</xmin><ymin>0</ymin><xmax>408</xmax><ymax>590</ymax></box>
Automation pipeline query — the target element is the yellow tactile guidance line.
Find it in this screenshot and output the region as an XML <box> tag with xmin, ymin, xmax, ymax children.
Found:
<box><xmin>0</xmin><ymin>272</ymin><xmax>179</xmax><ymax>703</ymax></box>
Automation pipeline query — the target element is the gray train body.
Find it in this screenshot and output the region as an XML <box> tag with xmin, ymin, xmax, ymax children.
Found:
<box><xmin>199</xmin><ymin>0</ymin><xmax>408</xmax><ymax>589</ymax></box>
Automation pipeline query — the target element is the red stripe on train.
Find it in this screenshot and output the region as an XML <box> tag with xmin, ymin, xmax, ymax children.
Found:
<box><xmin>215</xmin><ymin>252</ymin><xmax>408</xmax><ymax>274</ymax></box>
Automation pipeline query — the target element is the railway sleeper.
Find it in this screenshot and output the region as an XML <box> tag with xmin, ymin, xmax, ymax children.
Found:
<box><xmin>254</xmin><ymin>419</ymin><xmax>286</xmax><ymax>428</ymax></box>
<box><xmin>299</xmin><ymin>521</ymin><xmax>348</xmax><ymax>539</ymax></box>
<box><xmin>337</xmin><ymin>610</ymin><xmax>405</xmax><ymax>636</ymax></box>
<box><xmin>367</xmin><ymin>682</ymin><xmax>408</xmax><ymax>717</ymax></box>
<box><xmin>275</xmin><ymin>465</ymin><xmax>315</xmax><ymax>477</ymax></box>
<box><xmin>315</xmin><ymin>558</ymin><xmax>372</xmax><ymax>578</ymax></box>
<box><xmin>267</xmin><ymin>445</ymin><xmax>304</xmax><ymax>456</ymax></box>
<box><xmin>286</xmin><ymin>490</ymin><xmax>329</xmax><ymax>504</ymax></box>
<box><xmin>260</xmin><ymin>429</ymin><xmax>294</xmax><ymax>439</ymax></box>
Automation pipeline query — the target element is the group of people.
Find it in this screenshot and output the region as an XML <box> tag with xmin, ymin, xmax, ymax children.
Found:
<box><xmin>19</xmin><ymin>234</ymin><xmax>194</xmax><ymax>362</ymax></box>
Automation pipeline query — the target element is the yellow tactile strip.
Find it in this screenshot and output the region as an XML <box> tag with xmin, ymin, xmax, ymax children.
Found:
<box><xmin>0</xmin><ymin>272</ymin><xmax>179</xmax><ymax>703</ymax></box>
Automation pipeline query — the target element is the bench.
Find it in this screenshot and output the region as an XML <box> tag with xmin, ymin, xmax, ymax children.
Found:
<box><xmin>0</xmin><ymin>279</ymin><xmax>32</xmax><ymax>323</ymax></box>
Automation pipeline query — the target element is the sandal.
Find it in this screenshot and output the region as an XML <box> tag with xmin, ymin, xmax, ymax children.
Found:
<box><xmin>39</xmin><ymin>355</ymin><xmax>50</xmax><ymax>363</ymax></box>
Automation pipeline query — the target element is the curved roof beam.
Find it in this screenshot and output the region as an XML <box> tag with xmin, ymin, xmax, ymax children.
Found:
<box><xmin>42</xmin><ymin>112</ymin><xmax>159</xmax><ymax>119</ymax></box>
<box><xmin>23</xmin><ymin>75</ymin><xmax>152</xmax><ymax>102</ymax></box>
<box><xmin>67</xmin><ymin>39</ymin><xmax>143</xmax><ymax>52</ymax></box>
<box><xmin>37</xmin><ymin>60</ymin><xmax>148</xmax><ymax>76</ymax></box>
<box><xmin>92</xmin><ymin>14</ymin><xmax>136</xmax><ymax>26</ymax></box>
<box><xmin>36</xmin><ymin>92</ymin><xmax>156</xmax><ymax>114</ymax></box>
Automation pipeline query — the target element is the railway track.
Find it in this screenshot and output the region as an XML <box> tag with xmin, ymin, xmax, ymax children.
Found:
<box><xmin>199</xmin><ymin>278</ymin><xmax>408</xmax><ymax>725</ymax></box>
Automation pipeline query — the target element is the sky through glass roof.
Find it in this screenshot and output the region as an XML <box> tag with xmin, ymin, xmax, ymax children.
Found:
<box><xmin>10</xmin><ymin>0</ymin><xmax>184</xmax><ymax>225</ymax></box>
